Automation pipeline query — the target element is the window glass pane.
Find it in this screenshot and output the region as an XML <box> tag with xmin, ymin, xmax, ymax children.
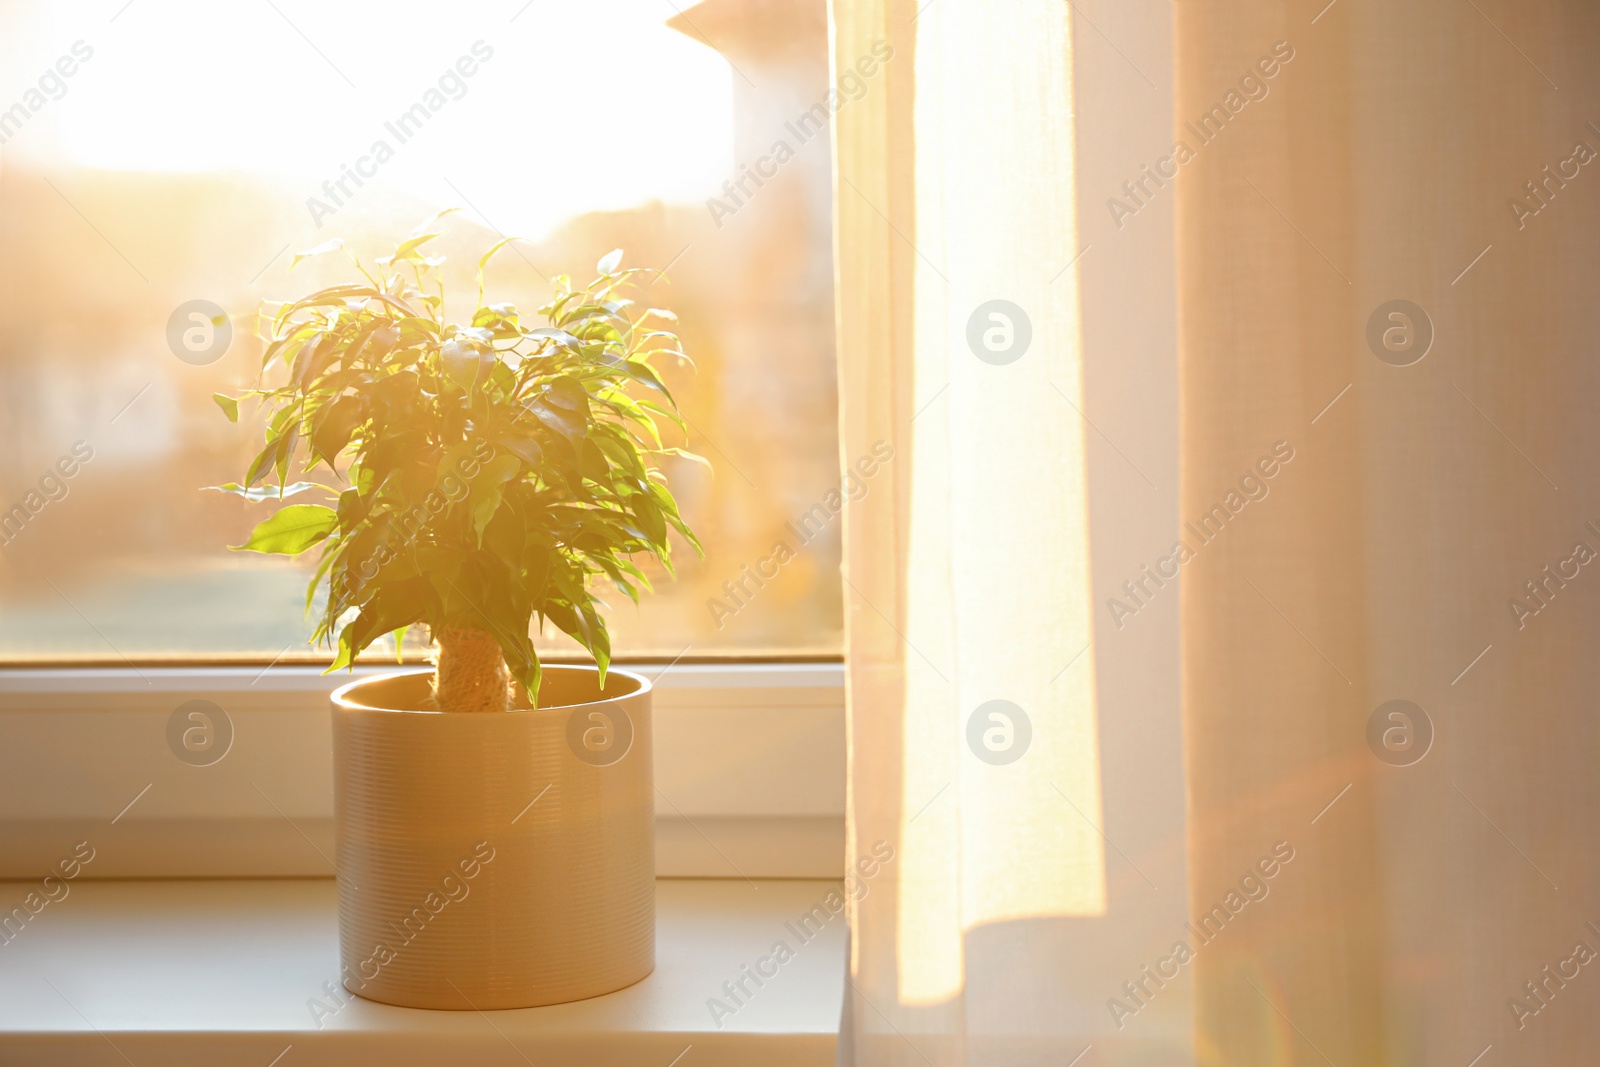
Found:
<box><xmin>0</xmin><ymin>0</ymin><xmax>843</xmax><ymax>660</ymax></box>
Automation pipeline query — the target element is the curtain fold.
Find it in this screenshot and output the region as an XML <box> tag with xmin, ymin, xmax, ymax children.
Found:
<box><xmin>1178</xmin><ymin>2</ymin><xmax>1600</xmax><ymax>1064</ymax></box>
<box><xmin>834</xmin><ymin>0</ymin><xmax>1105</xmax><ymax>1062</ymax></box>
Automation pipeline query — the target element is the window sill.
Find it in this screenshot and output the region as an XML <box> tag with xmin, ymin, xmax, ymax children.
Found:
<box><xmin>0</xmin><ymin>877</ymin><xmax>845</xmax><ymax>1065</ymax></box>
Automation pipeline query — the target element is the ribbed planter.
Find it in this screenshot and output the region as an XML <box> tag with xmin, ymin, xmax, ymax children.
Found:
<box><xmin>330</xmin><ymin>666</ymin><xmax>654</xmax><ymax>1009</ymax></box>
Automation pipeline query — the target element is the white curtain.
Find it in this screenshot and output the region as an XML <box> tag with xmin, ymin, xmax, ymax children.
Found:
<box><xmin>834</xmin><ymin>1</ymin><xmax>1107</xmax><ymax>1062</ymax></box>
<box><xmin>835</xmin><ymin>0</ymin><xmax>1600</xmax><ymax>1064</ymax></box>
<box><xmin>1176</xmin><ymin>2</ymin><xmax>1600</xmax><ymax>1063</ymax></box>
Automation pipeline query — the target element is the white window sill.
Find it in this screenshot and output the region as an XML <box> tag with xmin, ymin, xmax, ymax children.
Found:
<box><xmin>0</xmin><ymin>877</ymin><xmax>845</xmax><ymax>1065</ymax></box>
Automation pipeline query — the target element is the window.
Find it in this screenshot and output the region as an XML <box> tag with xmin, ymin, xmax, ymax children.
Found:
<box><xmin>0</xmin><ymin>0</ymin><xmax>843</xmax><ymax>661</ymax></box>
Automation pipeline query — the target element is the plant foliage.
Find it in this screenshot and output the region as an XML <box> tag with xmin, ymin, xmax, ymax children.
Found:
<box><xmin>212</xmin><ymin>221</ymin><xmax>704</xmax><ymax>703</ymax></box>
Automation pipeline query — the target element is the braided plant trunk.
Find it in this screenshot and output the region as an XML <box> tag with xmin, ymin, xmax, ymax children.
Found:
<box><xmin>432</xmin><ymin>626</ymin><xmax>514</xmax><ymax>712</ymax></box>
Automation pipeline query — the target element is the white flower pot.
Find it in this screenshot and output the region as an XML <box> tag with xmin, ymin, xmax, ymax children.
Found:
<box><xmin>330</xmin><ymin>665</ymin><xmax>654</xmax><ymax>1009</ymax></box>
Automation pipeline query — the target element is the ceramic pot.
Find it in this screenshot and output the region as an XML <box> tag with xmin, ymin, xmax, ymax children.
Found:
<box><xmin>330</xmin><ymin>665</ymin><xmax>654</xmax><ymax>1009</ymax></box>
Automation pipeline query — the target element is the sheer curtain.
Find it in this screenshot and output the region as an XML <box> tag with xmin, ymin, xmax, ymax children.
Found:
<box><xmin>834</xmin><ymin>0</ymin><xmax>1108</xmax><ymax>1063</ymax></box>
<box><xmin>1177</xmin><ymin>2</ymin><xmax>1600</xmax><ymax>1064</ymax></box>
<box><xmin>836</xmin><ymin>0</ymin><xmax>1600</xmax><ymax>1064</ymax></box>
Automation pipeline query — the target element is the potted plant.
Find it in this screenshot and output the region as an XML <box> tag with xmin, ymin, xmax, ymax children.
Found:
<box><xmin>211</xmin><ymin>220</ymin><xmax>703</xmax><ymax>1009</ymax></box>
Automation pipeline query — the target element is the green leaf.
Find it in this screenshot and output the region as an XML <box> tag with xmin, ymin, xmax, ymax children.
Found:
<box><xmin>581</xmin><ymin>438</ymin><xmax>613</xmax><ymax>488</ymax></box>
<box><xmin>311</xmin><ymin>395</ymin><xmax>365</xmax><ymax>467</ymax></box>
<box><xmin>208</xmin><ymin>481</ymin><xmax>331</xmax><ymax>502</ymax></box>
<box><xmin>331</xmin><ymin>575</ymin><xmax>434</xmax><ymax>670</ymax></box>
<box><xmin>390</xmin><ymin>232</ymin><xmax>441</xmax><ymax>262</ymax></box>
<box><xmin>522</xmin><ymin>396</ymin><xmax>584</xmax><ymax>442</ymax></box>
<box><xmin>545</xmin><ymin>375</ymin><xmax>591</xmax><ymax>414</ymax></box>
<box><xmin>213</xmin><ymin>393</ymin><xmax>240</xmax><ymax>422</ymax></box>
<box><xmin>482</xmin><ymin>503</ymin><xmax>526</xmax><ymax>571</ymax></box>
<box><xmin>596</xmin><ymin>248</ymin><xmax>623</xmax><ymax>274</ymax></box>
<box><xmin>593</xmin><ymin>430</ymin><xmax>645</xmax><ymax>478</ymax></box>
<box><xmin>660</xmin><ymin>447</ymin><xmax>712</xmax><ymax>473</ymax></box>
<box><xmin>244</xmin><ymin>434</ymin><xmax>287</xmax><ymax>488</ymax></box>
<box><xmin>233</xmin><ymin>504</ymin><xmax>338</xmax><ymax>555</ymax></box>
<box><xmin>472</xmin><ymin>302</ymin><xmax>520</xmax><ymax>331</ymax></box>
<box><xmin>525</xmin><ymin>326</ymin><xmax>584</xmax><ymax>352</ymax></box>
<box><xmin>478</xmin><ymin>236</ymin><xmax>524</xmax><ymax>274</ymax></box>
<box><xmin>274</xmin><ymin>421</ymin><xmax>301</xmax><ymax>484</ymax></box>
<box><xmin>469</xmin><ymin>455</ymin><xmax>522</xmax><ymax>542</ymax></box>
<box><xmin>368</xmin><ymin>370</ymin><xmax>421</xmax><ymax>425</ymax></box>
<box><xmin>441</xmin><ymin>336</ymin><xmax>488</xmax><ymax>392</ymax></box>
<box><xmin>637</xmin><ymin>398</ymin><xmax>687</xmax><ymax>435</ymax></box>
<box><xmin>307</xmin><ymin>536</ymin><xmax>347</xmax><ymax>613</ymax></box>
<box><xmin>291</xmin><ymin>331</ymin><xmax>338</xmax><ymax>386</ymax></box>
<box><xmin>497</xmin><ymin>433</ymin><xmax>543</xmax><ymax>467</ymax></box>
<box><xmin>369</xmin><ymin>322</ymin><xmax>404</xmax><ymax>361</ymax></box>
<box><xmin>617</xmin><ymin>358</ymin><xmax>673</xmax><ymax>401</ymax></box>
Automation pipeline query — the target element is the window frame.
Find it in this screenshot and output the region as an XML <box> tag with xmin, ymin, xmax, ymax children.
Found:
<box><xmin>0</xmin><ymin>659</ymin><xmax>845</xmax><ymax>880</ymax></box>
